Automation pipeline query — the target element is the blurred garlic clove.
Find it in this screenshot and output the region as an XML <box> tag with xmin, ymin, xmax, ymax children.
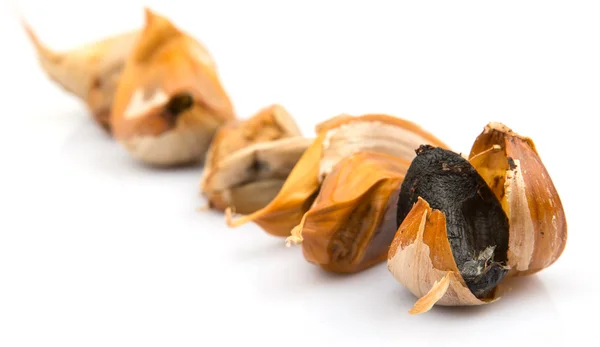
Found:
<box><xmin>225</xmin><ymin>132</ymin><xmax>324</xmax><ymax>236</ymax></box>
<box><xmin>110</xmin><ymin>9</ymin><xmax>235</xmax><ymax>167</ymax></box>
<box><xmin>200</xmin><ymin>104</ymin><xmax>307</xmax><ymax>214</ymax></box>
<box><xmin>286</xmin><ymin>152</ymin><xmax>410</xmax><ymax>274</ymax></box>
<box><xmin>389</xmin><ymin>145</ymin><xmax>510</xmax><ymax>314</ymax></box>
<box><xmin>209</xmin><ymin>179</ymin><xmax>288</xmax><ymax>215</ymax></box>
<box><xmin>226</xmin><ymin>113</ymin><xmax>449</xmax><ymax>237</ymax></box>
<box><xmin>22</xmin><ymin>17</ymin><xmax>138</xmax><ymax>132</ymax></box>
<box><xmin>468</xmin><ymin>122</ymin><xmax>567</xmax><ymax>276</ymax></box>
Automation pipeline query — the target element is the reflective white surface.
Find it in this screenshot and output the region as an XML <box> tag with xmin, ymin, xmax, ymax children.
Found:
<box><xmin>0</xmin><ymin>1</ymin><xmax>597</xmax><ymax>346</ymax></box>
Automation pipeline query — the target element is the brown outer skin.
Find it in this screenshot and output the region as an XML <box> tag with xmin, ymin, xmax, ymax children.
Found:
<box><xmin>207</xmin><ymin>179</ymin><xmax>286</xmax><ymax>214</ymax></box>
<box><xmin>202</xmin><ymin>120</ymin><xmax>241</xmax><ymax>171</ymax></box>
<box><xmin>226</xmin><ymin>132</ymin><xmax>325</xmax><ymax>236</ymax></box>
<box><xmin>469</xmin><ymin>123</ymin><xmax>567</xmax><ymax>276</ymax></box>
<box><xmin>316</xmin><ymin>114</ymin><xmax>449</xmax><ymax>149</ymax></box>
<box><xmin>201</xmin><ymin>104</ymin><xmax>301</xmax><ymax>202</ymax></box>
<box><xmin>111</xmin><ymin>9</ymin><xmax>235</xmax><ymax>141</ymax></box>
<box><xmin>387</xmin><ymin>198</ymin><xmax>492</xmax><ymax>312</ymax></box>
<box><xmin>227</xmin><ymin>113</ymin><xmax>449</xmax><ymax>237</ymax></box>
<box><xmin>209</xmin><ymin>104</ymin><xmax>300</xmax><ymax>162</ymax></box>
<box><xmin>22</xmin><ymin>17</ymin><xmax>138</xmax><ymax>133</ymax></box>
<box><xmin>300</xmin><ymin>152</ymin><xmax>410</xmax><ymax>273</ymax></box>
<box><xmin>85</xmin><ymin>33</ymin><xmax>138</xmax><ymax>133</ymax></box>
<box><xmin>389</xmin><ymin>199</ymin><xmax>460</xmax><ymax>274</ymax></box>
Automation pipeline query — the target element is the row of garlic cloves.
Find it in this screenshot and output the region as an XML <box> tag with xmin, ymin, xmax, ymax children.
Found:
<box><xmin>24</xmin><ymin>7</ymin><xmax>568</xmax><ymax>315</ymax></box>
<box><xmin>206</xmin><ymin>111</ymin><xmax>567</xmax><ymax>314</ymax></box>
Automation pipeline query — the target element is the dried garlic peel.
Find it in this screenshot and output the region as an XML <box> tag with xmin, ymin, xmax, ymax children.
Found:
<box><xmin>111</xmin><ymin>9</ymin><xmax>235</xmax><ymax>167</ymax></box>
<box><xmin>200</xmin><ymin>104</ymin><xmax>308</xmax><ymax>214</ymax></box>
<box><xmin>468</xmin><ymin>122</ymin><xmax>567</xmax><ymax>276</ymax></box>
<box><xmin>287</xmin><ymin>151</ymin><xmax>410</xmax><ymax>274</ymax></box>
<box><xmin>226</xmin><ymin>132</ymin><xmax>325</xmax><ymax>236</ymax></box>
<box><xmin>205</xmin><ymin>137</ymin><xmax>312</xmax><ymax>214</ymax></box>
<box><xmin>316</xmin><ymin>114</ymin><xmax>449</xmax><ymax>179</ymax></box>
<box><xmin>227</xmin><ymin>113</ymin><xmax>449</xmax><ymax>237</ymax></box>
<box><xmin>22</xmin><ymin>17</ymin><xmax>138</xmax><ymax>132</ymax></box>
<box><xmin>388</xmin><ymin>197</ymin><xmax>498</xmax><ymax>315</ymax></box>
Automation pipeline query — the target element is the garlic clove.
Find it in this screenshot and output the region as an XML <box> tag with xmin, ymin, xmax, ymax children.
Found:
<box><xmin>204</xmin><ymin>137</ymin><xmax>311</xmax><ymax>193</ymax></box>
<box><xmin>468</xmin><ymin>122</ymin><xmax>567</xmax><ymax>276</ymax></box>
<box><xmin>110</xmin><ymin>8</ymin><xmax>235</xmax><ymax>167</ymax></box>
<box><xmin>286</xmin><ymin>151</ymin><xmax>410</xmax><ymax>273</ymax></box>
<box><xmin>389</xmin><ymin>145</ymin><xmax>510</xmax><ymax>313</ymax></box>
<box><xmin>209</xmin><ymin>179</ymin><xmax>286</xmax><ymax>215</ymax></box>
<box><xmin>22</xmin><ymin>17</ymin><xmax>138</xmax><ymax>132</ymax></box>
<box><xmin>200</xmin><ymin>104</ymin><xmax>308</xmax><ymax>214</ymax></box>
<box><xmin>226</xmin><ymin>132</ymin><xmax>325</xmax><ymax>236</ymax></box>
<box><xmin>227</xmin><ymin>113</ymin><xmax>449</xmax><ymax>237</ymax></box>
<box><xmin>204</xmin><ymin>136</ymin><xmax>312</xmax><ymax>214</ymax></box>
<box><xmin>201</xmin><ymin>105</ymin><xmax>302</xmax><ymax>192</ymax></box>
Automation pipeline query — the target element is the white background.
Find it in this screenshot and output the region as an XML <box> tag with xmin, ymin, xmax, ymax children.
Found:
<box><xmin>0</xmin><ymin>0</ymin><xmax>597</xmax><ymax>346</ymax></box>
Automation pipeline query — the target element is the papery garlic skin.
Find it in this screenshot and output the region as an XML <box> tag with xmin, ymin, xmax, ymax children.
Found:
<box><xmin>226</xmin><ymin>133</ymin><xmax>325</xmax><ymax>236</ymax></box>
<box><xmin>210</xmin><ymin>179</ymin><xmax>285</xmax><ymax>214</ymax></box>
<box><xmin>289</xmin><ymin>152</ymin><xmax>409</xmax><ymax>273</ymax></box>
<box><xmin>317</xmin><ymin>114</ymin><xmax>449</xmax><ymax>180</ymax></box>
<box><xmin>122</xmin><ymin>107</ymin><xmax>222</xmax><ymax>166</ymax></box>
<box><xmin>110</xmin><ymin>9</ymin><xmax>235</xmax><ymax>166</ymax></box>
<box><xmin>469</xmin><ymin>122</ymin><xmax>568</xmax><ymax>276</ymax></box>
<box><xmin>204</xmin><ymin>137</ymin><xmax>312</xmax><ymax>214</ymax></box>
<box><xmin>388</xmin><ymin>198</ymin><xmax>495</xmax><ymax>314</ymax></box>
<box><xmin>22</xmin><ymin>19</ymin><xmax>138</xmax><ymax>132</ymax></box>
<box><xmin>200</xmin><ymin>105</ymin><xmax>306</xmax><ymax>213</ymax></box>
<box><xmin>226</xmin><ymin>113</ymin><xmax>449</xmax><ymax>237</ymax></box>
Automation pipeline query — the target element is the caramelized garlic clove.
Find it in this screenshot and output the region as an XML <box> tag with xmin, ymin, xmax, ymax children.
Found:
<box><xmin>468</xmin><ymin>122</ymin><xmax>567</xmax><ymax>275</ymax></box>
<box><xmin>389</xmin><ymin>146</ymin><xmax>510</xmax><ymax>313</ymax></box>
<box><xmin>227</xmin><ymin>113</ymin><xmax>449</xmax><ymax>237</ymax></box>
<box><xmin>286</xmin><ymin>152</ymin><xmax>410</xmax><ymax>273</ymax></box>
<box><xmin>110</xmin><ymin>8</ymin><xmax>235</xmax><ymax>167</ymax></box>
<box><xmin>22</xmin><ymin>17</ymin><xmax>138</xmax><ymax>132</ymax></box>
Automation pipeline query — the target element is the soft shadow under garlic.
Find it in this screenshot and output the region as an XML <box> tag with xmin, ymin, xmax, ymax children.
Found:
<box><xmin>387</xmin><ymin>123</ymin><xmax>568</xmax><ymax>315</ymax></box>
<box><xmin>110</xmin><ymin>9</ymin><xmax>236</xmax><ymax>167</ymax></box>
<box><xmin>200</xmin><ymin>104</ymin><xmax>311</xmax><ymax>214</ymax></box>
<box><xmin>225</xmin><ymin>113</ymin><xmax>450</xmax><ymax>237</ymax></box>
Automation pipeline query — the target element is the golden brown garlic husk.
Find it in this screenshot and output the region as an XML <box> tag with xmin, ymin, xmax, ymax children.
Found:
<box><xmin>388</xmin><ymin>198</ymin><xmax>496</xmax><ymax>314</ymax></box>
<box><xmin>286</xmin><ymin>152</ymin><xmax>410</xmax><ymax>273</ymax></box>
<box><xmin>468</xmin><ymin>122</ymin><xmax>567</xmax><ymax>276</ymax></box>
<box><xmin>200</xmin><ymin>105</ymin><xmax>311</xmax><ymax>214</ymax></box>
<box><xmin>110</xmin><ymin>9</ymin><xmax>235</xmax><ymax>167</ymax></box>
<box><xmin>22</xmin><ymin>17</ymin><xmax>138</xmax><ymax>132</ymax></box>
<box><xmin>226</xmin><ymin>113</ymin><xmax>449</xmax><ymax>237</ymax></box>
